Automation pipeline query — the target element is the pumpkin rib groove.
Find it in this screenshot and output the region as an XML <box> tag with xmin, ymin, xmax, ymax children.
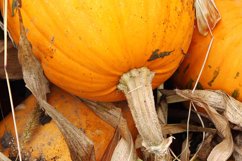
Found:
<box><xmin>21</xmin><ymin>1</ymin><xmax>130</xmax><ymax>77</ymax></box>
<box><xmin>33</xmin><ymin>46</ymin><xmax>120</xmax><ymax>84</ymax></box>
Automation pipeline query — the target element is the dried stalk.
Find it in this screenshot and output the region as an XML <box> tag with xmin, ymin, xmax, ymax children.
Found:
<box><xmin>118</xmin><ymin>67</ymin><xmax>172</xmax><ymax>160</ymax></box>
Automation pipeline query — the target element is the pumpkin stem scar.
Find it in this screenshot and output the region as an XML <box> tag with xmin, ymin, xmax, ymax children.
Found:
<box><xmin>148</xmin><ymin>49</ymin><xmax>174</xmax><ymax>61</ymax></box>
<box><xmin>208</xmin><ymin>68</ymin><xmax>220</xmax><ymax>86</ymax></box>
<box><xmin>117</xmin><ymin>67</ymin><xmax>172</xmax><ymax>158</ymax></box>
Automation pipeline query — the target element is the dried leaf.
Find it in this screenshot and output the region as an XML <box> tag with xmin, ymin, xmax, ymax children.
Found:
<box><xmin>180</xmin><ymin>136</ymin><xmax>191</xmax><ymax>161</ymax></box>
<box><xmin>17</xmin><ymin>8</ymin><xmax>95</xmax><ymax>161</ymax></box>
<box><xmin>197</xmin><ymin>133</ymin><xmax>215</xmax><ymax>161</ymax></box>
<box><xmin>81</xmin><ymin>99</ymin><xmax>137</xmax><ymax>161</ymax></box>
<box><xmin>0</xmin><ymin>152</ymin><xmax>11</xmax><ymax>161</ymax></box>
<box><xmin>157</xmin><ymin>96</ymin><xmax>168</xmax><ymax>125</ymax></box>
<box><xmin>162</xmin><ymin>124</ymin><xmax>216</xmax><ymax>136</ymax></box>
<box><xmin>174</xmin><ymin>89</ymin><xmax>242</xmax><ymax>127</ymax></box>
<box><xmin>0</xmin><ymin>40</ymin><xmax>22</xmax><ymax>79</ymax></box>
<box><xmin>101</xmin><ymin>129</ymin><xmax>121</xmax><ymax>161</ymax></box>
<box><xmin>233</xmin><ymin>133</ymin><xmax>242</xmax><ymax>161</ymax></box>
<box><xmin>195</xmin><ymin>0</ymin><xmax>221</xmax><ymax>36</ymax></box>
<box><xmin>159</xmin><ymin>90</ymin><xmax>188</xmax><ymax>104</ymax></box>
<box><xmin>111</xmin><ymin>138</ymin><xmax>133</xmax><ymax>161</ymax></box>
<box><xmin>176</xmin><ymin>89</ymin><xmax>234</xmax><ymax>161</ymax></box>
<box><xmin>0</xmin><ymin>22</ymin><xmax>15</xmax><ymax>47</ymax></box>
<box><xmin>21</xmin><ymin>106</ymin><xmax>41</xmax><ymax>144</ymax></box>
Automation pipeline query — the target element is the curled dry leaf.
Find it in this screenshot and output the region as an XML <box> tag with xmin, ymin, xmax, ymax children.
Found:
<box><xmin>81</xmin><ymin>99</ymin><xmax>137</xmax><ymax>161</ymax></box>
<box><xmin>174</xmin><ymin>89</ymin><xmax>242</xmax><ymax>127</ymax></box>
<box><xmin>176</xmin><ymin>89</ymin><xmax>234</xmax><ymax>161</ymax></box>
<box><xmin>17</xmin><ymin>8</ymin><xmax>95</xmax><ymax>161</ymax></box>
<box><xmin>233</xmin><ymin>133</ymin><xmax>242</xmax><ymax>161</ymax></box>
<box><xmin>197</xmin><ymin>133</ymin><xmax>215</xmax><ymax>161</ymax></box>
<box><xmin>0</xmin><ymin>22</ymin><xmax>15</xmax><ymax>47</ymax></box>
<box><xmin>195</xmin><ymin>0</ymin><xmax>221</xmax><ymax>36</ymax></box>
<box><xmin>0</xmin><ymin>152</ymin><xmax>11</xmax><ymax>161</ymax></box>
<box><xmin>101</xmin><ymin>129</ymin><xmax>121</xmax><ymax>161</ymax></box>
<box><xmin>162</xmin><ymin>124</ymin><xmax>216</xmax><ymax>136</ymax></box>
<box><xmin>111</xmin><ymin>138</ymin><xmax>133</xmax><ymax>161</ymax></box>
<box><xmin>0</xmin><ymin>40</ymin><xmax>22</xmax><ymax>79</ymax></box>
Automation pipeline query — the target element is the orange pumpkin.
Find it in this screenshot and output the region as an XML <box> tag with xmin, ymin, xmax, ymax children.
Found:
<box><xmin>0</xmin><ymin>86</ymin><xmax>136</xmax><ymax>161</ymax></box>
<box><xmin>1</xmin><ymin>0</ymin><xmax>194</xmax><ymax>101</ymax></box>
<box><xmin>173</xmin><ymin>0</ymin><xmax>242</xmax><ymax>100</ymax></box>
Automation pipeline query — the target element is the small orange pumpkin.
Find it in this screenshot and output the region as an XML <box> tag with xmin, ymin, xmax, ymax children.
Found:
<box><xmin>0</xmin><ymin>86</ymin><xmax>136</xmax><ymax>161</ymax></box>
<box><xmin>173</xmin><ymin>0</ymin><xmax>242</xmax><ymax>100</ymax></box>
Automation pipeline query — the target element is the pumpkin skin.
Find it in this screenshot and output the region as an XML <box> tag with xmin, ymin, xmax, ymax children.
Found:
<box><xmin>173</xmin><ymin>0</ymin><xmax>242</xmax><ymax>101</ymax></box>
<box><xmin>0</xmin><ymin>86</ymin><xmax>136</xmax><ymax>161</ymax></box>
<box><xmin>1</xmin><ymin>0</ymin><xmax>194</xmax><ymax>101</ymax></box>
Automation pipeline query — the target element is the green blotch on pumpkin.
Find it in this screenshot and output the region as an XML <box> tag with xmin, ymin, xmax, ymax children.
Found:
<box><xmin>183</xmin><ymin>64</ymin><xmax>190</xmax><ymax>74</ymax></box>
<box><xmin>196</xmin><ymin>82</ymin><xmax>204</xmax><ymax>90</ymax></box>
<box><xmin>208</xmin><ymin>68</ymin><xmax>220</xmax><ymax>87</ymax></box>
<box><xmin>11</xmin><ymin>0</ymin><xmax>19</xmax><ymax>16</ymax></box>
<box><xmin>148</xmin><ymin>49</ymin><xmax>173</xmax><ymax>61</ymax></box>
<box><xmin>232</xmin><ymin>89</ymin><xmax>240</xmax><ymax>99</ymax></box>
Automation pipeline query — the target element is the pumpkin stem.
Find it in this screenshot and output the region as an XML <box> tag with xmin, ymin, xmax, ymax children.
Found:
<box><xmin>118</xmin><ymin>67</ymin><xmax>172</xmax><ymax>159</ymax></box>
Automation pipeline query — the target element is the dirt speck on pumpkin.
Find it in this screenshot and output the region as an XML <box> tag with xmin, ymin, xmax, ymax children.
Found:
<box><xmin>50</xmin><ymin>36</ymin><xmax>55</xmax><ymax>44</ymax></box>
<box><xmin>1</xmin><ymin>131</ymin><xmax>13</xmax><ymax>149</ymax></box>
<box><xmin>36</xmin><ymin>154</ymin><xmax>46</xmax><ymax>161</ymax></box>
<box><xmin>234</xmin><ymin>72</ymin><xmax>240</xmax><ymax>79</ymax></box>
<box><xmin>50</xmin><ymin>155</ymin><xmax>60</xmax><ymax>161</ymax></box>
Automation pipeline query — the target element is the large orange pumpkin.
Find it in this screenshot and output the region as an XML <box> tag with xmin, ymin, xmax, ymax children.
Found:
<box><xmin>1</xmin><ymin>0</ymin><xmax>194</xmax><ymax>101</ymax></box>
<box><xmin>173</xmin><ymin>0</ymin><xmax>242</xmax><ymax>101</ymax></box>
<box><xmin>1</xmin><ymin>0</ymin><xmax>196</xmax><ymax>156</ymax></box>
<box><xmin>0</xmin><ymin>86</ymin><xmax>136</xmax><ymax>161</ymax></box>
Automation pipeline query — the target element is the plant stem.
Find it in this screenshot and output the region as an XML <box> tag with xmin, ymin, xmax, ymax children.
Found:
<box><xmin>118</xmin><ymin>67</ymin><xmax>171</xmax><ymax>159</ymax></box>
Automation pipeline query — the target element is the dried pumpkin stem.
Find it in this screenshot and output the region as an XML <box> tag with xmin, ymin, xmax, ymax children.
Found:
<box><xmin>118</xmin><ymin>67</ymin><xmax>171</xmax><ymax>159</ymax></box>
